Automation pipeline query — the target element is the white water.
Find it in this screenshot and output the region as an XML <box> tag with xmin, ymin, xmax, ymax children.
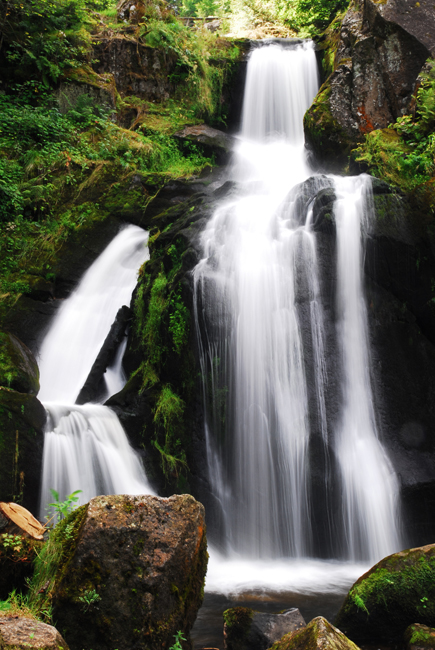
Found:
<box><xmin>334</xmin><ymin>175</ymin><xmax>401</xmax><ymax>561</ymax></box>
<box><xmin>38</xmin><ymin>225</ymin><xmax>154</xmax><ymax>518</ymax></box>
<box><xmin>194</xmin><ymin>41</ymin><xmax>401</xmax><ymax>566</ymax></box>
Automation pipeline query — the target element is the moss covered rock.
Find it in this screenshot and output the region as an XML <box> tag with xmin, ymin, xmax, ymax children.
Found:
<box><xmin>0</xmin><ymin>332</ymin><xmax>39</xmax><ymax>395</ymax></box>
<box><xmin>0</xmin><ymin>388</ymin><xmax>45</xmax><ymax>514</ymax></box>
<box><xmin>269</xmin><ymin>617</ymin><xmax>359</xmax><ymax>650</ymax></box>
<box><xmin>335</xmin><ymin>544</ymin><xmax>435</xmax><ymax>645</ymax></box>
<box><xmin>305</xmin><ymin>0</ymin><xmax>430</xmax><ymax>170</ymax></box>
<box><xmin>40</xmin><ymin>494</ymin><xmax>207</xmax><ymax>650</ymax></box>
<box><xmin>405</xmin><ymin>624</ymin><xmax>435</xmax><ymax>650</ymax></box>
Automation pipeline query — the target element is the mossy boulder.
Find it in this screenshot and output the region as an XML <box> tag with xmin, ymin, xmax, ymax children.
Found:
<box><xmin>305</xmin><ymin>0</ymin><xmax>430</xmax><ymax>170</ymax></box>
<box><xmin>223</xmin><ymin>606</ymin><xmax>306</xmax><ymax>650</ymax></box>
<box><xmin>0</xmin><ymin>332</ymin><xmax>39</xmax><ymax>395</ymax></box>
<box><xmin>405</xmin><ymin>624</ymin><xmax>435</xmax><ymax>650</ymax></box>
<box><xmin>0</xmin><ymin>388</ymin><xmax>46</xmax><ymax>514</ymax></box>
<box><xmin>40</xmin><ymin>494</ymin><xmax>207</xmax><ymax>650</ymax></box>
<box><xmin>0</xmin><ymin>617</ymin><xmax>69</xmax><ymax>650</ymax></box>
<box><xmin>269</xmin><ymin>617</ymin><xmax>360</xmax><ymax>650</ymax></box>
<box><xmin>335</xmin><ymin>544</ymin><xmax>435</xmax><ymax>645</ymax></box>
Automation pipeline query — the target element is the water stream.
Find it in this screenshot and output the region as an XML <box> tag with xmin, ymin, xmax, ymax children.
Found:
<box><xmin>193</xmin><ymin>40</ymin><xmax>401</xmax><ymax>576</ymax></box>
<box><xmin>38</xmin><ymin>225</ymin><xmax>154</xmax><ymax>518</ymax></box>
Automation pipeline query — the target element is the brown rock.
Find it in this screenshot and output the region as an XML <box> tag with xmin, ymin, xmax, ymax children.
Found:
<box><xmin>49</xmin><ymin>494</ymin><xmax>207</xmax><ymax>650</ymax></box>
<box><xmin>0</xmin><ymin>617</ymin><xmax>69</xmax><ymax>650</ymax></box>
<box><xmin>223</xmin><ymin>607</ymin><xmax>306</xmax><ymax>650</ymax></box>
<box><xmin>0</xmin><ymin>332</ymin><xmax>39</xmax><ymax>396</ymax></box>
<box><xmin>405</xmin><ymin>624</ymin><xmax>435</xmax><ymax>650</ymax></box>
<box><xmin>269</xmin><ymin>616</ymin><xmax>360</xmax><ymax>650</ymax></box>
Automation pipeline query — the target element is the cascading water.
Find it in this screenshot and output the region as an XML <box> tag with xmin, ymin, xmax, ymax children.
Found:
<box><xmin>38</xmin><ymin>225</ymin><xmax>154</xmax><ymax>518</ymax></box>
<box><xmin>334</xmin><ymin>175</ymin><xmax>400</xmax><ymax>561</ymax></box>
<box><xmin>194</xmin><ymin>41</ymin><xmax>401</xmax><ymax>568</ymax></box>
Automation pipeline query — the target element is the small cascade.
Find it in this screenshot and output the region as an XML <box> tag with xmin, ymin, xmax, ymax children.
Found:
<box><xmin>194</xmin><ymin>41</ymin><xmax>401</xmax><ymax>566</ymax></box>
<box><xmin>334</xmin><ymin>175</ymin><xmax>401</xmax><ymax>561</ymax></box>
<box><xmin>39</xmin><ymin>225</ymin><xmax>153</xmax><ymax>519</ymax></box>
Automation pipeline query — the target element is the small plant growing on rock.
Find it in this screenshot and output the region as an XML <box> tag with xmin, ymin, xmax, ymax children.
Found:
<box><xmin>47</xmin><ymin>489</ymin><xmax>82</xmax><ymax>521</ymax></box>
<box><xmin>78</xmin><ymin>589</ymin><xmax>102</xmax><ymax>612</ymax></box>
<box><xmin>169</xmin><ymin>630</ymin><xmax>186</xmax><ymax>650</ymax></box>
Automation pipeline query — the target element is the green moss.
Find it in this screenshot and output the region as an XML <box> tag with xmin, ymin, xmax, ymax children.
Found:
<box><xmin>335</xmin><ymin>546</ymin><xmax>435</xmax><ymax>644</ymax></box>
<box><xmin>28</xmin><ymin>504</ymin><xmax>89</xmax><ymax>621</ymax></box>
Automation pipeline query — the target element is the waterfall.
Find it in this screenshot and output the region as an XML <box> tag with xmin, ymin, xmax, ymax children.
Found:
<box><xmin>194</xmin><ymin>41</ymin><xmax>401</xmax><ymax>565</ymax></box>
<box><xmin>334</xmin><ymin>175</ymin><xmax>400</xmax><ymax>561</ymax></box>
<box><xmin>38</xmin><ymin>225</ymin><xmax>154</xmax><ymax>519</ymax></box>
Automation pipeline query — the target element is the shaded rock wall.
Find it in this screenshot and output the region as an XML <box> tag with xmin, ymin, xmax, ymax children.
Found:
<box><xmin>304</xmin><ymin>0</ymin><xmax>433</xmax><ymax>169</ymax></box>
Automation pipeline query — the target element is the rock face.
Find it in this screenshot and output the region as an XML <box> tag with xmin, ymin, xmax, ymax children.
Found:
<box><xmin>304</xmin><ymin>0</ymin><xmax>432</xmax><ymax>169</ymax></box>
<box><xmin>174</xmin><ymin>125</ymin><xmax>236</xmax><ymax>163</ymax></box>
<box><xmin>0</xmin><ymin>388</ymin><xmax>46</xmax><ymax>513</ymax></box>
<box><xmin>50</xmin><ymin>494</ymin><xmax>207</xmax><ymax>650</ymax></box>
<box><xmin>269</xmin><ymin>617</ymin><xmax>360</xmax><ymax>650</ymax></box>
<box><xmin>0</xmin><ymin>617</ymin><xmax>69</xmax><ymax>650</ymax></box>
<box><xmin>335</xmin><ymin>544</ymin><xmax>435</xmax><ymax>645</ymax></box>
<box><xmin>405</xmin><ymin>624</ymin><xmax>435</xmax><ymax>650</ymax></box>
<box><xmin>223</xmin><ymin>607</ymin><xmax>306</xmax><ymax>650</ymax></box>
<box><xmin>76</xmin><ymin>305</ymin><xmax>132</xmax><ymax>405</ymax></box>
<box><xmin>0</xmin><ymin>332</ymin><xmax>39</xmax><ymax>395</ymax></box>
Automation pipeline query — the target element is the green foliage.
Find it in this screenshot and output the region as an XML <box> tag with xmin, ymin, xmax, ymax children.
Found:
<box><xmin>47</xmin><ymin>489</ymin><xmax>82</xmax><ymax>521</ymax></box>
<box><xmin>169</xmin><ymin>630</ymin><xmax>186</xmax><ymax>650</ymax></box>
<box><xmin>275</xmin><ymin>0</ymin><xmax>349</xmax><ymax>36</ymax></box>
<box><xmin>353</xmin><ymin>61</ymin><xmax>435</xmax><ymax>195</ymax></box>
<box><xmin>1</xmin><ymin>0</ymin><xmax>92</xmax><ymax>86</ymax></box>
<box><xmin>169</xmin><ymin>291</ymin><xmax>190</xmax><ymax>354</ymax></box>
<box><xmin>78</xmin><ymin>588</ymin><xmax>102</xmax><ymax>612</ymax></box>
<box><xmin>28</xmin><ymin>504</ymin><xmax>88</xmax><ymax>622</ymax></box>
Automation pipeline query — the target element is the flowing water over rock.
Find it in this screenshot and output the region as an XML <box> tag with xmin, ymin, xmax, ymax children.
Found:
<box><xmin>193</xmin><ymin>40</ymin><xmax>401</xmax><ymax>567</ymax></box>
<box><xmin>38</xmin><ymin>225</ymin><xmax>153</xmax><ymax>518</ymax></box>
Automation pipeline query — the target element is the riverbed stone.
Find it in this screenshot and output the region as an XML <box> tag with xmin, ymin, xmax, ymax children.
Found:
<box><xmin>404</xmin><ymin>624</ymin><xmax>435</xmax><ymax>650</ymax></box>
<box><xmin>334</xmin><ymin>544</ymin><xmax>435</xmax><ymax>645</ymax></box>
<box><xmin>0</xmin><ymin>616</ymin><xmax>69</xmax><ymax>650</ymax></box>
<box><xmin>223</xmin><ymin>607</ymin><xmax>306</xmax><ymax>650</ymax></box>
<box><xmin>269</xmin><ymin>616</ymin><xmax>359</xmax><ymax>650</ymax></box>
<box><xmin>48</xmin><ymin>494</ymin><xmax>207</xmax><ymax>650</ymax></box>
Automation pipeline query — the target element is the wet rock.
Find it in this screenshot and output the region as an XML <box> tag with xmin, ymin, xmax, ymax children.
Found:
<box><xmin>50</xmin><ymin>494</ymin><xmax>207</xmax><ymax>650</ymax></box>
<box><xmin>334</xmin><ymin>544</ymin><xmax>435</xmax><ymax>644</ymax></box>
<box><xmin>92</xmin><ymin>39</ymin><xmax>178</xmax><ymax>102</ymax></box>
<box><xmin>76</xmin><ymin>305</ymin><xmax>132</xmax><ymax>405</ymax></box>
<box><xmin>404</xmin><ymin>624</ymin><xmax>435</xmax><ymax>650</ymax></box>
<box><xmin>0</xmin><ymin>388</ymin><xmax>46</xmax><ymax>514</ymax></box>
<box><xmin>174</xmin><ymin>125</ymin><xmax>235</xmax><ymax>164</ymax></box>
<box><xmin>0</xmin><ymin>617</ymin><xmax>69</xmax><ymax>650</ymax></box>
<box><xmin>304</xmin><ymin>0</ymin><xmax>432</xmax><ymax>169</ymax></box>
<box><xmin>223</xmin><ymin>606</ymin><xmax>306</xmax><ymax>650</ymax></box>
<box><xmin>269</xmin><ymin>616</ymin><xmax>359</xmax><ymax>650</ymax></box>
<box><xmin>0</xmin><ymin>332</ymin><xmax>39</xmax><ymax>395</ymax></box>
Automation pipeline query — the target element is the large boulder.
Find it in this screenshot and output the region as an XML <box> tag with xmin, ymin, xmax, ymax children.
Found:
<box><xmin>0</xmin><ymin>388</ymin><xmax>46</xmax><ymax>514</ymax></box>
<box><xmin>269</xmin><ymin>616</ymin><xmax>360</xmax><ymax>650</ymax></box>
<box><xmin>33</xmin><ymin>494</ymin><xmax>207</xmax><ymax>650</ymax></box>
<box><xmin>334</xmin><ymin>544</ymin><xmax>435</xmax><ymax>645</ymax></box>
<box><xmin>223</xmin><ymin>607</ymin><xmax>306</xmax><ymax>650</ymax></box>
<box><xmin>305</xmin><ymin>0</ymin><xmax>433</xmax><ymax>169</ymax></box>
<box><xmin>0</xmin><ymin>617</ymin><xmax>69</xmax><ymax>650</ymax></box>
<box><xmin>0</xmin><ymin>332</ymin><xmax>39</xmax><ymax>395</ymax></box>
